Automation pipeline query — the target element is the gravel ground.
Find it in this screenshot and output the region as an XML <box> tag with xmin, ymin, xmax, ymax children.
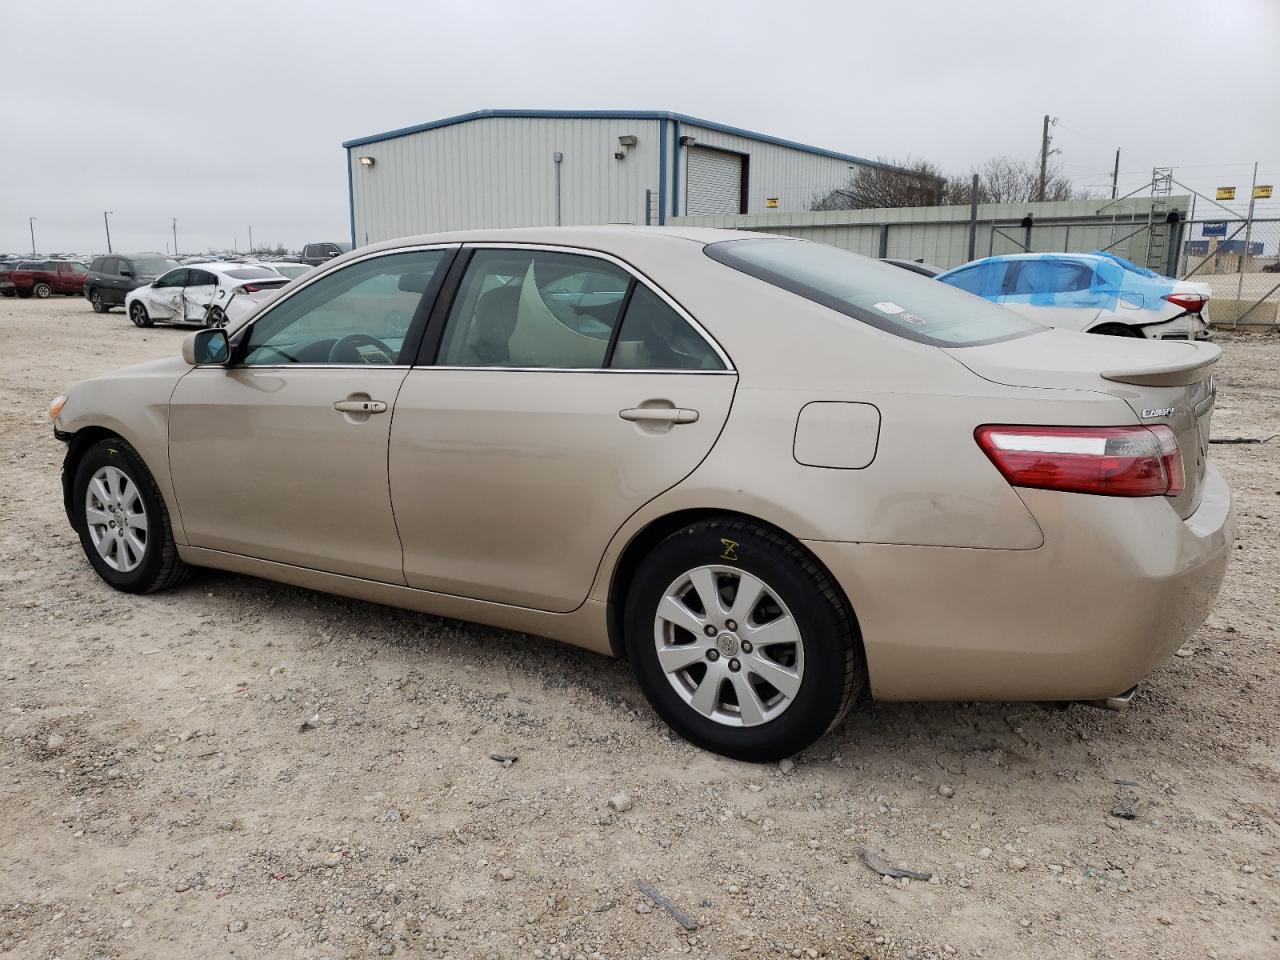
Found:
<box><xmin>1</xmin><ymin>297</ymin><xmax>1277</xmax><ymax>960</ymax></box>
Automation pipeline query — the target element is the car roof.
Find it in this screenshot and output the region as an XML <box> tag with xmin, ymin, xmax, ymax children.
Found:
<box><xmin>955</xmin><ymin>252</ymin><xmax>1109</xmax><ymax>266</ymax></box>
<box><xmin>351</xmin><ymin>225</ymin><xmax>780</xmax><ymax>259</ymax></box>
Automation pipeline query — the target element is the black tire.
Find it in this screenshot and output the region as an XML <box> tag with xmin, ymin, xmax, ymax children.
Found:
<box><xmin>129</xmin><ymin>301</ymin><xmax>153</xmax><ymax>327</ymax></box>
<box><xmin>205</xmin><ymin>306</ymin><xmax>228</xmax><ymax>328</ymax></box>
<box><xmin>72</xmin><ymin>437</ymin><xmax>191</xmax><ymax>594</ymax></box>
<box><xmin>89</xmin><ymin>289</ymin><xmax>108</xmax><ymax>313</ymax></box>
<box><xmin>1089</xmin><ymin>323</ymin><xmax>1142</xmax><ymax>338</ymax></box>
<box><xmin>32</xmin><ymin>282</ymin><xmax>52</xmax><ymax>299</ymax></box>
<box><xmin>623</xmin><ymin>518</ymin><xmax>864</xmax><ymax>762</ymax></box>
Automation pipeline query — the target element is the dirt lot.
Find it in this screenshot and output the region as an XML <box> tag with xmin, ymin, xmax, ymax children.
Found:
<box><xmin>1</xmin><ymin>297</ymin><xmax>1277</xmax><ymax>960</ymax></box>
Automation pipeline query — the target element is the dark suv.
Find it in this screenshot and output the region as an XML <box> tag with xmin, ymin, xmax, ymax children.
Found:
<box><xmin>299</xmin><ymin>242</ymin><xmax>352</xmax><ymax>266</ymax></box>
<box><xmin>84</xmin><ymin>253</ymin><xmax>181</xmax><ymax>312</ymax></box>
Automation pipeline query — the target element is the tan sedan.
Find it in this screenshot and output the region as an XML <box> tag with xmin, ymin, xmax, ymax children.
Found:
<box><xmin>50</xmin><ymin>227</ymin><xmax>1234</xmax><ymax>761</ymax></box>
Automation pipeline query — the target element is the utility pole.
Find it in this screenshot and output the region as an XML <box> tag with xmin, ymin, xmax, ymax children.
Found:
<box><xmin>1110</xmin><ymin>149</ymin><xmax>1120</xmax><ymax>201</ymax></box>
<box><xmin>103</xmin><ymin>211</ymin><xmax>114</xmax><ymax>253</ymax></box>
<box><xmin>172</xmin><ymin>218</ymin><xmax>178</xmax><ymax>256</ymax></box>
<box><xmin>248</xmin><ymin>225</ymin><xmax>253</xmax><ymax>253</ymax></box>
<box><xmin>1034</xmin><ymin>115</ymin><xmax>1054</xmax><ymax>203</ymax></box>
<box><xmin>28</xmin><ymin>217</ymin><xmax>37</xmax><ymax>255</ymax></box>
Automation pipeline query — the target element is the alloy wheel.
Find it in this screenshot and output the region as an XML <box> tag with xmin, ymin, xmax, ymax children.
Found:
<box><xmin>84</xmin><ymin>465</ymin><xmax>148</xmax><ymax>572</ymax></box>
<box><xmin>653</xmin><ymin>565</ymin><xmax>804</xmax><ymax>727</ymax></box>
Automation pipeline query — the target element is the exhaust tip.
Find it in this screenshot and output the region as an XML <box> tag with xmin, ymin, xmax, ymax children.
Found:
<box><xmin>1081</xmin><ymin>685</ymin><xmax>1139</xmax><ymax>712</ymax></box>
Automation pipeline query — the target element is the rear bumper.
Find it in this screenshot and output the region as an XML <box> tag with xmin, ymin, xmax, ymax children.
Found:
<box><xmin>1142</xmin><ymin>312</ymin><xmax>1212</xmax><ymax>340</ymax></box>
<box><xmin>804</xmin><ymin>463</ymin><xmax>1234</xmax><ymax>702</ymax></box>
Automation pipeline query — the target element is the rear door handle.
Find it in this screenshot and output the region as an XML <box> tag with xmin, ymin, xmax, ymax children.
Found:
<box><xmin>619</xmin><ymin>407</ymin><xmax>699</xmax><ymax>424</ymax></box>
<box><xmin>333</xmin><ymin>399</ymin><xmax>387</xmax><ymax>414</ymax></box>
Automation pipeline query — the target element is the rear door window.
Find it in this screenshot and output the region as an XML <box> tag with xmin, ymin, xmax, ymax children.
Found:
<box><xmin>437</xmin><ymin>250</ymin><xmax>631</xmax><ymax>367</ymax></box>
<box><xmin>1008</xmin><ymin>259</ymin><xmax>1094</xmax><ymax>295</ymax></box>
<box><xmin>609</xmin><ymin>285</ymin><xmax>724</xmax><ymax>370</ymax></box>
<box><xmin>707</xmin><ymin>239</ymin><xmax>1042</xmax><ymax>347</ymax></box>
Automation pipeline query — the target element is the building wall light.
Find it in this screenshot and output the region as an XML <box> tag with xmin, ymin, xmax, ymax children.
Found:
<box><xmin>358</xmin><ymin>156</ymin><xmax>376</xmax><ymax>168</ymax></box>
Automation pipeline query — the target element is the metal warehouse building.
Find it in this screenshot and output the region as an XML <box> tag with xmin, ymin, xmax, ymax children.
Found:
<box><xmin>342</xmin><ymin>109</ymin><xmax>901</xmax><ymax>246</ymax></box>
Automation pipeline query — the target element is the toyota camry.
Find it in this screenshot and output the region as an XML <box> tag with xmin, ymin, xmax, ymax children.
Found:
<box><xmin>49</xmin><ymin>227</ymin><xmax>1233</xmax><ymax>761</ymax></box>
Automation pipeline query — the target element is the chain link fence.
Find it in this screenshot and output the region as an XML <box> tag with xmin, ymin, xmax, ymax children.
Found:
<box><xmin>1176</xmin><ymin>217</ymin><xmax>1280</xmax><ymax>326</ymax></box>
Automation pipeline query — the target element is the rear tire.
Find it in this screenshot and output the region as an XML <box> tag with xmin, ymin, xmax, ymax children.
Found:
<box><xmin>89</xmin><ymin>289</ymin><xmax>108</xmax><ymax>313</ymax></box>
<box><xmin>624</xmin><ymin>518</ymin><xmax>864</xmax><ymax>762</ymax></box>
<box><xmin>1090</xmin><ymin>323</ymin><xmax>1142</xmax><ymax>338</ymax></box>
<box><xmin>129</xmin><ymin>301</ymin><xmax>153</xmax><ymax>328</ymax></box>
<box><xmin>205</xmin><ymin>306</ymin><xmax>228</xmax><ymax>328</ymax></box>
<box><xmin>71</xmin><ymin>437</ymin><xmax>191</xmax><ymax>594</ymax></box>
<box><xmin>33</xmin><ymin>282</ymin><xmax>52</xmax><ymax>299</ymax></box>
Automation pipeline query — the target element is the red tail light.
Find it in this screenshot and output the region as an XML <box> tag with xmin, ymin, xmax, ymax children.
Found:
<box><xmin>1162</xmin><ymin>292</ymin><xmax>1208</xmax><ymax>313</ymax></box>
<box><xmin>976</xmin><ymin>425</ymin><xmax>1184</xmax><ymax>498</ymax></box>
<box><xmin>239</xmin><ymin>283</ymin><xmax>268</xmax><ymax>293</ymax></box>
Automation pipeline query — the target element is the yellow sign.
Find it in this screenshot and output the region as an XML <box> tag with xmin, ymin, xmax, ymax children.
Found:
<box><xmin>765</xmin><ymin>197</ymin><xmax>779</xmax><ymax>208</ymax></box>
<box><xmin>1216</xmin><ymin>186</ymin><xmax>1236</xmax><ymax>200</ymax></box>
<box><xmin>1254</xmin><ymin>185</ymin><xmax>1273</xmax><ymax>199</ymax></box>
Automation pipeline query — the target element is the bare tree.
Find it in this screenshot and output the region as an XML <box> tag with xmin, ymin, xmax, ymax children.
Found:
<box><xmin>811</xmin><ymin>157</ymin><xmax>948</xmax><ymax>210</ymax></box>
<box><xmin>813</xmin><ymin>155</ymin><xmax>1080</xmax><ymax>211</ymax></box>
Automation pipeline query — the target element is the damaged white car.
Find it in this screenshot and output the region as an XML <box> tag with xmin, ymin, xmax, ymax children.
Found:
<box><xmin>125</xmin><ymin>263</ymin><xmax>290</xmax><ymax>329</ymax></box>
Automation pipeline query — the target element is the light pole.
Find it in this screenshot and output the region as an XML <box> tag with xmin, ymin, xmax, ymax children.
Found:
<box><xmin>171</xmin><ymin>218</ymin><xmax>178</xmax><ymax>256</ymax></box>
<box><xmin>248</xmin><ymin>225</ymin><xmax>253</xmax><ymax>253</ymax></box>
<box><xmin>28</xmin><ymin>217</ymin><xmax>37</xmax><ymax>255</ymax></box>
<box><xmin>103</xmin><ymin>211</ymin><xmax>114</xmax><ymax>253</ymax></box>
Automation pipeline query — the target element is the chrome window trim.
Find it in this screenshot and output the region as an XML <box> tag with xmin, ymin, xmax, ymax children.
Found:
<box><xmin>229</xmin><ymin>243</ymin><xmax>461</xmax><ymax>359</ymax></box>
<box><xmin>437</xmin><ymin>241</ymin><xmax>736</xmax><ymax>373</ymax></box>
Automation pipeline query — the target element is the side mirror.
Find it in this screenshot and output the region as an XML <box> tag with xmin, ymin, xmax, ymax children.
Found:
<box><xmin>182</xmin><ymin>328</ymin><xmax>230</xmax><ymax>366</ymax></box>
<box><xmin>119</xmin><ymin>268</ymin><xmax>133</xmax><ymax>277</ymax></box>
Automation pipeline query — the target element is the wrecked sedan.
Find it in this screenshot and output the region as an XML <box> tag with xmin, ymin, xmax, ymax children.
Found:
<box><xmin>49</xmin><ymin>227</ymin><xmax>1233</xmax><ymax>761</ymax></box>
<box><xmin>124</xmin><ymin>262</ymin><xmax>289</xmax><ymax>329</ymax></box>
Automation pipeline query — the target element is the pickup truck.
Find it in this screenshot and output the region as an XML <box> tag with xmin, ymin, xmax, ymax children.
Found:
<box><xmin>11</xmin><ymin>259</ymin><xmax>87</xmax><ymax>298</ymax></box>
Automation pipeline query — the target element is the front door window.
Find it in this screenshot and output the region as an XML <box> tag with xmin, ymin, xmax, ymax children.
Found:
<box><xmin>242</xmin><ymin>250</ymin><xmax>448</xmax><ymax>365</ymax></box>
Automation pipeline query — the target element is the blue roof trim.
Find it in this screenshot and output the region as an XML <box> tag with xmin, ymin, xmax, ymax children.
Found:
<box><xmin>657</xmin><ymin>119</ymin><xmax>667</xmax><ymax>226</ymax></box>
<box><xmin>341</xmin><ymin>109</ymin><xmax>903</xmax><ymax>173</ymax></box>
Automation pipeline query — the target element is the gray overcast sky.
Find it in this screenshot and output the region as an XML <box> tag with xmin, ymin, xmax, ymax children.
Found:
<box><xmin>2</xmin><ymin>0</ymin><xmax>1278</xmax><ymax>255</ymax></box>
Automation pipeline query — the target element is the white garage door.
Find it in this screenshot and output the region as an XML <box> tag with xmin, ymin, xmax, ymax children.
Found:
<box><xmin>686</xmin><ymin>147</ymin><xmax>743</xmax><ymax>216</ymax></box>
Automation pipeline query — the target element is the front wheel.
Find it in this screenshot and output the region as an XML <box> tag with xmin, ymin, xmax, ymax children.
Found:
<box><xmin>129</xmin><ymin>301</ymin><xmax>153</xmax><ymax>327</ymax></box>
<box><xmin>624</xmin><ymin>519</ymin><xmax>864</xmax><ymax>762</ymax></box>
<box><xmin>72</xmin><ymin>437</ymin><xmax>190</xmax><ymax>593</ymax></box>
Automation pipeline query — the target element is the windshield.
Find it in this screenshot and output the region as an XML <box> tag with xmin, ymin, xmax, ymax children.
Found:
<box><xmin>133</xmin><ymin>257</ymin><xmax>179</xmax><ymax>276</ymax></box>
<box><xmin>705</xmin><ymin>238</ymin><xmax>1044</xmax><ymax>347</ymax></box>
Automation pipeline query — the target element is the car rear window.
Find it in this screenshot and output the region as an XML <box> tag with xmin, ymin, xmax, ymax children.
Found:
<box><xmin>705</xmin><ymin>238</ymin><xmax>1044</xmax><ymax>347</ymax></box>
<box><xmin>224</xmin><ymin>267</ymin><xmax>280</xmax><ymax>280</ymax></box>
<box><xmin>132</xmin><ymin>257</ymin><xmax>179</xmax><ymax>275</ymax></box>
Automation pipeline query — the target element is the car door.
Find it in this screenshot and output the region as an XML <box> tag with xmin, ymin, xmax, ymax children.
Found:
<box><xmin>1000</xmin><ymin>258</ymin><xmax>1101</xmax><ymax>331</ymax></box>
<box><xmin>167</xmin><ymin>246</ymin><xmax>454</xmax><ymax>583</ymax></box>
<box><xmin>146</xmin><ymin>268</ymin><xmax>188</xmax><ymax>319</ymax></box>
<box><xmin>389</xmin><ymin>245</ymin><xmax>737</xmax><ymax>613</ymax></box>
<box><xmin>181</xmin><ymin>268</ymin><xmax>219</xmax><ymax>323</ymax></box>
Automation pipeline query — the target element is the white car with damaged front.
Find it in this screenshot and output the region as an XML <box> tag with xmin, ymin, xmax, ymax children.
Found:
<box><xmin>124</xmin><ymin>263</ymin><xmax>290</xmax><ymax>329</ymax></box>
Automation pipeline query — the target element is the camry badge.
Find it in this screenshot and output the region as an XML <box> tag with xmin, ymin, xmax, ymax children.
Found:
<box><xmin>1141</xmin><ymin>407</ymin><xmax>1176</xmax><ymax>419</ymax></box>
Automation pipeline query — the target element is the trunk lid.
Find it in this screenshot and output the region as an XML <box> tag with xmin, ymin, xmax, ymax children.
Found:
<box><xmin>946</xmin><ymin>329</ymin><xmax>1219</xmax><ymax>519</ymax></box>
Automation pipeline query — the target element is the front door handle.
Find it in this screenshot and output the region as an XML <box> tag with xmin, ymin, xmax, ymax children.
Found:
<box><xmin>333</xmin><ymin>399</ymin><xmax>387</xmax><ymax>414</ymax></box>
<box><xmin>619</xmin><ymin>407</ymin><xmax>699</xmax><ymax>424</ymax></box>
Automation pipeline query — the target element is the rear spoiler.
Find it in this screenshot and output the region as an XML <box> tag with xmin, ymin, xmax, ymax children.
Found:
<box><xmin>1100</xmin><ymin>342</ymin><xmax>1221</xmax><ymax>387</ymax></box>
